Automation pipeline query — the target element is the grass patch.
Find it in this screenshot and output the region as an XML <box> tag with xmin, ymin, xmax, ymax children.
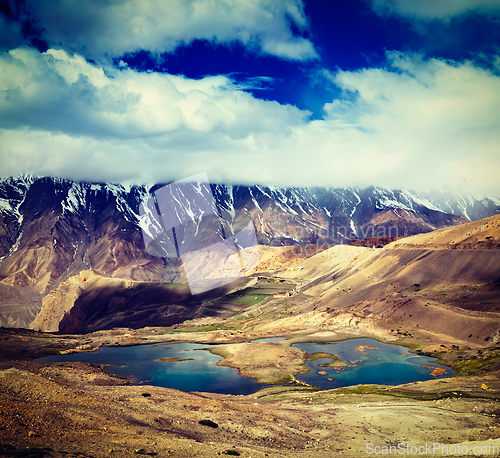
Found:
<box><xmin>428</xmin><ymin>346</ymin><xmax>500</xmax><ymax>377</ymax></box>
<box><xmin>329</xmin><ymin>385</ymin><xmax>389</xmax><ymax>396</ymax></box>
<box><xmin>219</xmin><ymin>293</ymin><xmax>270</xmax><ymax>306</ymax></box>
<box><xmin>451</xmin><ymin>356</ymin><xmax>499</xmax><ymax>376</ymax></box>
<box><xmin>175</xmin><ymin>325</ymin><xmax>235</xmax><ymax>333</ymax></box>
<box><xmin>383</xmin><ymin>388</ymin><xmax>500</xmax><ymax>402</ymax></box>
<box><xmin>256</xmin><ymin>384</ymin><xmax>500</xmax><ymax>403</ymax></box>
<box><xmin>254</xmin><ymin>385</ymin><xmax>319</xmax><ymax>398</ymax></box>
<box><xmin>306</xmin><ymin>351</ymin><xmax>335</xmax><ymax>361</ymax></box>
<box><xmin>317</xmin><ymin>385</ymin><xmax>499</xmax><ymax>402</ymax></box>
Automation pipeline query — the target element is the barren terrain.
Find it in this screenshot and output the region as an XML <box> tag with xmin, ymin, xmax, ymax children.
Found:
<box><xmin>1</xmin><ymin>325</ymin><xmax>499</xmax><ymax>458</ymax></box>
<box><xmin>1</xmin><ymin>215</ymin><xmax>500</xmax><ymax>457</ymax></box>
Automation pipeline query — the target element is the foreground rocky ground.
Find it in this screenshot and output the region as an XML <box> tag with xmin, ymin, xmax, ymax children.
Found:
<box><xmin>1</xmin><ymin>325</ymin><xmax>499</xmax><ymax>458</ymax></box>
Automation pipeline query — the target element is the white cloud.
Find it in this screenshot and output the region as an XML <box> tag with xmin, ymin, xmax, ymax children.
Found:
<box><xmin>0</xmin><ymin>46</ymin><xmax>310</xmax><ymax>184</ymax></box>
<box><xmin>318</xmin><ymin>52</ymin><xmax>500</xmax><ymax>194</ymax></box>
<box><xmin>13</xmin><ymin>0</ymin><xmax>318</xmax><ymax>61</ymax></box>
<box><xmin>0</xmin><ymin>47</ymin><xmax>307</xmax><ymax>139</ymax></box>
<box><xmin>0</xmin><ymin>48</ymin><xmax>499</xmax><ymax>197</ymax></box>
<box><xmin>369</xmin><ymin>0</ymin><xmax>500</xmax><ymax>20</ymax></box>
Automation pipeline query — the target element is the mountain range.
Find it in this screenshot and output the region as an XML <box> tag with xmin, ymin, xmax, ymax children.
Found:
<box><xmin>0</xmin><ymin>175</ymin><xmax>499</xmax><ymax>330</ymax></box>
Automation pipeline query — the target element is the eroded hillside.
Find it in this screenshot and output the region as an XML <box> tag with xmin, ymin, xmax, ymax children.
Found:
<box><xmin>21</xmin><ymin>215</ymin><xmax>500</xmax><ymax>343</ymax></box>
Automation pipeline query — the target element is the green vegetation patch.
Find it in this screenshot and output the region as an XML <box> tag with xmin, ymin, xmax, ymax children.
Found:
<box><xmin>255</xmin><ymin>382</ymin><xmax>500</xmax><ymax>404</ymax></box>
<box><xmin>327</xmin><ymin>385</ymin><xmax>499</xmax><ymax>402</ymax></box>
<box><xmin>175</xmin><ymin>324</ymin><xmax>235</xmax><ymax>333</ymax></box>
<box><xmin>306</xmin><ymin>351</ymin><xmax>334</xmax><ymax>361</ymax></box>
<box><xmin>254</xmin><ymin>385</ymin><xmax>319</xmax><ymax>398</ymax></box>
<box><xmin>218</xmin><ymin>292</ymin><xmax>270</xmax><ymax>306</ymax></box>
<box><xmin>329</xmin><ymin>384</ymin><xmax>389</xmax><ymax>396</ymax></box>
<box><xmin>451</xmin><ymin>355</ymin><xmax>500</xmax><ymax>376</ymax></box>
<box><xmin>427</xmin><ymin>346</ymin><xmax>500</xmax><ymax>377</ymax></box>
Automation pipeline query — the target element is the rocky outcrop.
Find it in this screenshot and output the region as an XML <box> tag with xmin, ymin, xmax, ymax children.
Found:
<box><xmin>0</xmin><ymin>177</ymin><xmax>166</xmax><ymax>295</ymax></box>
<box><xmin>29</xmin><ymin>270</ymin><xmax>102</xmax><ymax>332</ymax></box>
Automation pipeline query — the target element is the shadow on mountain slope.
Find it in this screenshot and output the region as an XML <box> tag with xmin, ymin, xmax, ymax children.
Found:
<box><xmin>57</xmin><ymin>276</ymin><xmax>253</xmax><ymax>333</ymax></box>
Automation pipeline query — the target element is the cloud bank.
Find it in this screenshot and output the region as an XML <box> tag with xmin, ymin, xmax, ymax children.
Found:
<box><xmin>1</xmin><ymin>47</ymin><xmax>499</xmax><ymax>196</ymax></box>
<box><xmin>1</xmin><ymin>0</ymin><xmax>318</xmax><ymax>61</ymax></box>
<box><xmin>369</xmin><ymin>0</ymin><xmax>500</xmax><ymax>20</ymax></box>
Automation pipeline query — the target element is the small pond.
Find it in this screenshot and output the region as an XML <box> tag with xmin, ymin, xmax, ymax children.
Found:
<box><xmin>37</xmin><ymin>338</ymin><xmax>453</xmax><ymax>394</ymax></box>
<box><xmin>293</xmin><ymin>338</ymin><xmax>454</xmax><ymax>389</ymax></box>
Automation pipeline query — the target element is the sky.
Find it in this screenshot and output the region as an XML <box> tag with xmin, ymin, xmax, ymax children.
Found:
<box><xmin>0</xmin><ymin>0</ymin><xmax>499</xmax><ymax>196</ymax></box>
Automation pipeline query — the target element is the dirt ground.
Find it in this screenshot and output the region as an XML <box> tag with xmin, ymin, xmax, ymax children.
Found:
<box><xmin>1</xmin><ymin>219</ymin><xmax>500</xmax><ymax>457</ymax></box>
<box><xmin>0</xmin><ymin>327</ymin><xmax>499</xmax><ymax>458</ymax></box>
<box><xmin>209</xmin><ymin>341</ymin><xmax>309</xmax><ymax>384</ymax></box>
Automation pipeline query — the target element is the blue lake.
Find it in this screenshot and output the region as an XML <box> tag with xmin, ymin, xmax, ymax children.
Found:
<box><xmin>37</xmin><ymin>338</ymin><xmax>453</xmax><ymax>394</ymax></box>
<box><xmin>38</xmin><ymin>342</ymin><xmax>271</xmax><ymax>395</ymax></box>
<box><xmin>293</xmin><ymin>338</ymin><xmax>454</xmax><ymax>389</ymax></box>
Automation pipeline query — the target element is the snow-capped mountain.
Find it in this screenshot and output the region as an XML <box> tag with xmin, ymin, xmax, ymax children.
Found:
<box><xmin>0</xmin><ymin>175</ymin><xmax>498</xmax><ymax>302</ymax></box>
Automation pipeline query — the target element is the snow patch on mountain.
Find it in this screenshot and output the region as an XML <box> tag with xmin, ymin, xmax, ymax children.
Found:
<box><xmin>401</xmin><ymin>191</ymin><xmax>444</xmax><ymax>213</ymax></box>
<box><xmin>61</xmin><ymin>182</ymin><xmax>86</xmax><ymax>215</ymax></box>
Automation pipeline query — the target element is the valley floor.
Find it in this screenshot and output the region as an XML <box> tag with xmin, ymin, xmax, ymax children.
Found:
<box><xmin>1</xmin><ymin>216</ymin><xmax>500</xmax><ymax>457</ymax></box>
<box><xmin>0</xmin><ymin>321</ymin><xmax>499</xmax><ymax>458</ymax></box>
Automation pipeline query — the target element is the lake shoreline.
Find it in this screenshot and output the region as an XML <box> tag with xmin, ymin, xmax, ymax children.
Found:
<box><xmin>1</xmin><ymin>326</ymin><xmax>499</xmax><ymax>458</ymax></box>
<box><xmin>36</xmin><ymin>334</ymin><xmax>454</xmax><ymax>394</ymax></box>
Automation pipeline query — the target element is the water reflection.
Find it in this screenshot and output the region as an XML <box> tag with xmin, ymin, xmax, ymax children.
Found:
<box><xmin>292</xmin><ymin>338</ymin><xmax>454</xmax><ymax>389</ymax></box>
<box><xmin>38</xmin><ymin>343</ymin><xmax>273</xmax><ymax>395</ymax></box>
<box><xmin>37</xmin><ymin>338</ymin><xmax>453</xmax><ymax>394</ymax></box>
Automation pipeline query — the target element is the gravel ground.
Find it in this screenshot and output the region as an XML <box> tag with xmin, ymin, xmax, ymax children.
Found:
<box><xmin>1</xmin><ymin>329</ymin><xmax>500</xmax><ymax>457</ymax></box>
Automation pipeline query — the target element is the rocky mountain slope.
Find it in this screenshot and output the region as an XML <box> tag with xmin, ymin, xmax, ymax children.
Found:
<box><xmin>24</xmin><ymin>215</ymin><xmax>500</xmax><ymax>340</ymax></box>
<box><xmin>0</xmin><ymin>175</ymin><xmax>498</xmax><ymax>330</ymax></box>
<box><xmin>1</xmin><ymin>197</ymin><xmax>499</xmax><ymax>458</ymax></box>
<box><xmin>272</xmin><ymin>214</ymin><xmax>500</xmax><ymax>346</ymax></box>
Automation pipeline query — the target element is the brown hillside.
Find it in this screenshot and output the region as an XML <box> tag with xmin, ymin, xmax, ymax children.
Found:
<box><xmin>389</xmin><ymin>213</ymin><xmax>500</xmax><ymax>250</ymax></box>
<box><xmin>268</xmin><ymin>215</ymin><xmax>500</xmax><ymax>347</ymax></box>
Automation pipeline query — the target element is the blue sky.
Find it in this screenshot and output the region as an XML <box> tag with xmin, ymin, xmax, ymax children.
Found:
<box><xmin>0</xmin><ymin>0</ymin><xmax>499</xmax><ymax>195</ymax></box>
